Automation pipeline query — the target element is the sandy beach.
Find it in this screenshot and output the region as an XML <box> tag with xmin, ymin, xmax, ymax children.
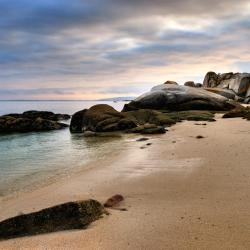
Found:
<box><xmin>0</xmin><ymin>115</ymin><xmax>250</xmax><ymax>250</ymax></box>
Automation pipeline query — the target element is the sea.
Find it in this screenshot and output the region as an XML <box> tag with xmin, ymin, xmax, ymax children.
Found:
<box><xmin>0</xmin><ymin>101</ymin><xmax>129</xmax><ymax>197</ymax></box>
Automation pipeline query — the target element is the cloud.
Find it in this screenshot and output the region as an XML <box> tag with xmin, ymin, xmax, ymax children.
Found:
<box><xmin>0</xmin><ymin>0</ymin><xmax>250</xmax><ymax>99</ymax></box>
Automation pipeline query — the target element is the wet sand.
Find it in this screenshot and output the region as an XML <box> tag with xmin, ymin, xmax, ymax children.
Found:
<box><xmin>0</xmin><ymin>116</ymin><xmax>250</xmax><ymax>249</ymax></box>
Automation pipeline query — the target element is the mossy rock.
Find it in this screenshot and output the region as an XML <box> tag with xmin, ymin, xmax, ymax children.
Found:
<box><xmin>166</xmin><ymin>110</ymin><xmax>215</xmax><ymax>122</ymax></box>
<box><xmin>128</xmin><ymin>124</ymin><xmax>166</xmax><ymax>134</ymax></box>
<box><xmin>0</xmin><ymin>199</ymin><xmax>105</xmax><ymax>240</ymax></box>
<box><xmin>124</xmin><ymin>109</ymin><xmax>176</xmax><ymax>126</ymax></box>
<box><xmin>222</xmin><ymin>107</ymin><xmax>250</xmax><ymax>120</ymax></box>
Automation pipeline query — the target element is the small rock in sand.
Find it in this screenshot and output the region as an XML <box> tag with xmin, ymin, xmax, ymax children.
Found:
<box><xmin>136</xmin><ymin>138</ymin><xmax>149</xmax><ymax>142</ymax></box>
<box><xmin>195</xmin><ymin>123</ymin><xmax>207</xmax><ymax>126</ymax></box>
<box><xmin>104</xmin><ymin>194</ymin><xmax>124</xmax><ymax>208</ymax></box>
<box><xmin>196</xmin><ymin>135</ymin><xmax>205</xmax><ymax>139</ymax></box>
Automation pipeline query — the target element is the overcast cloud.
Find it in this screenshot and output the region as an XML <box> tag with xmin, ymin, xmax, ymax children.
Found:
<box><xmin>0</xmin><ymin>0</ymin><xmax>249</xmax><ymax>99</ymax></box>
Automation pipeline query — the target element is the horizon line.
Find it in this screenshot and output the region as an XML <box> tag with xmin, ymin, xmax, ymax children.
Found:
<box><xmin>0</xmin><ymin>99</ymin><xmax>133</xmax><ymax>102</ymax></box>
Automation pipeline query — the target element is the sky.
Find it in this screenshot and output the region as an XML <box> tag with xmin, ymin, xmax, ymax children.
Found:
<box><xmin>0</xmin><ymin>0</ymin><xmax>250</xmax><ymax>100</ymax></box>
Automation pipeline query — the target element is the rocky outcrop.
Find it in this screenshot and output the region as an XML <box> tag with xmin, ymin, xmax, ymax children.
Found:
<box><xmin>203</xmin><ymin>72</ymin><xmax>250</xmax><ymax>102</ymax></box>
<box><xmin>0</xmin><ymin>114</ymin><xmax>68</xmax><ymax>133</ymax></box>
<box><xmin>123</xmin><ymin>84</ymin><xmax>239</xmax><ymax>112</ymax></box>
<box><xmin>70</xmin><ymin>104</ymin><xmax>137</xmax><ymax>133</ymax></box>
<box><xmin>0</xmin><ymin>199</ymin><xmax>105</xmax><ymax>240</ymax></box>
<box><xmin>70</xmin><ymin>104</ymin><xmax>217</xmax><ymax>135</ymax></box>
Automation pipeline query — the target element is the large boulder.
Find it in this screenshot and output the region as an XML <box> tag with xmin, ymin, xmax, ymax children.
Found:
<box><xmin>203</xmin><ymin>72</ymin><xmax>250</xmax><ymax>99</ymax></box>
<box><xmin>123</xmin><ymin>84</ymin><xmax>239</xmax><ymax>112</ymax></box>
<box><xmin>0</xmin><ymin>199</ymin><xmax>105</xmax><ymax>240</ymax></box>
<box><xmin>70</xmin><ymin>104</ymin><xmax>137</xmax><ymax>133</ymax></box>
<box><xmin>0</xmin><ymin>115</ymin><xmax>68</xmax><ymax>133</ymax></box>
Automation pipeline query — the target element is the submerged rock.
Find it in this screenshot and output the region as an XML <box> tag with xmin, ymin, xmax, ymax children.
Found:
<box><xmin>0</xmin><ymin>110</ymin><xmax>70</xmax><ymax>133</ymax></box>
<box><xmin>0</xmin><ymin>199</ymin><xmax>105</xmax><ymax>240</ymax></box>
<box><xmin>21</xmin><ymin>111</ymin><xmax>70</xmax><ymax>121</ymax></box>
<box><xmin>123</xmin><ymin>84</ymin><xmax>238</xmax><ymax>112</ymax></box>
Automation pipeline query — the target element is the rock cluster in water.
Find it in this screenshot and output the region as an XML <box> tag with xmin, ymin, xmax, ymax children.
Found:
<box><xmin>0</xmin><ymin>110</ymin><xmax>70</xmax><ymax>133</ymax></box>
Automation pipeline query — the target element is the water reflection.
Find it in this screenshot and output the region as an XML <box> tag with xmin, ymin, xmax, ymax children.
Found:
<box><xmin>0</xmin><ymin>128</ymin><xmax>126</xmax><ymax>197</ymax></box>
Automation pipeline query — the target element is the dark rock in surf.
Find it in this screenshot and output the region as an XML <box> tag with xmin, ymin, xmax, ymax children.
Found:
<box><xmin>0</xmin><ymin>116</ymin><xmax>68</xmax><ymax>133</ymax></box>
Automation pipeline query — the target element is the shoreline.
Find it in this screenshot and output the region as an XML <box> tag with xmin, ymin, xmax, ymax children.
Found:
<box><xmin>0</xmin><ymin>116</ymin><xmax>250</xmax><ymax>249</ymax></box>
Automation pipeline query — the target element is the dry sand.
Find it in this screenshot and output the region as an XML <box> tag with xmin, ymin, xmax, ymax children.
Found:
<box><xmin>0</xmin><ymin>115</ymin><xmax>250</xmax><ymax>250</ymax></box>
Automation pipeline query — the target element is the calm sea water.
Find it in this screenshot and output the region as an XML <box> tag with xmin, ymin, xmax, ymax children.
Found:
<box><xmin>0</xmin><ymin>101</ymin><xmax>128</xmax><ymax>197</ymax></box>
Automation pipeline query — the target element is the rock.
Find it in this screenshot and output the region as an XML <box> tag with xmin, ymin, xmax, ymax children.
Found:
<box><xmin>204</xmin><ymin>87</ymin><xmax>236</xmax><ymax>100</ymax></box>
<box><xmin>195</xmin><ymin>83</ymin><xmax>203</xmax><ymax>88</ymax></box>
<box><xmin>125</xmin><ymin>109</ymin><xmax>176</xmax><ymax>126</ymax></box>
<box><xmin>167</xmin><ymin>110</ymin><xmax>216</xmax><ymax>122</ymax></box>
<box><xmin>70</xmin><ymin>104</ymin><xmax>137</xmax><ymax>133</ymax></box>
<box><xmin>0</xmin><ymin>115</ymin><xmax>68</xmax><ymax>133</ymax></box>
<box><xmin>136</xmin><ymin>137</ymin><xmax>149</xmax><ymax>141</ymax></box>
<box><xmin>184</xmin><ymin>81</ymin><xmax>196</xmax><ymax>87</ymax></box>
<box><xmin>128</xmin><ymin>124</ymin><xmax>166</xmax><ymax>134</ymax></box>
<box><xmin>0</xmin><ymin>199</ymin><xmax>105</xmax><ymax>240</ymax></box>
<box><xmin>22</xmin><ymin>110</ymin><xmax>70</xmax><ymax>121</ymax></box>
<box><xmin>83</xmin><ymin>131</ymin><xmax>97</xmax><ymax>137</ymax></box>
<box><xmin>203</xmin><ymin>71</ymin><xmax>222</xmax><ymax>88</ymax></box>
<box><xmin>244</xmin><ymin>97</ymin><xmax>250</xmax><ymax>104</ymax></box>
<box><xmin>222</xmin><ymin>107</ymin><xmax>250</xmax><ymax>120</ymax></box>
<box><xmin>104</xmin><ymin>195</ymin><xmax>124</xmax><ymax>208</ymax></box>
<box><xmin>203</xmin><ymin>72</ymin><xmax>250</xmax><ymax>99</ymax></box>
<box><xmin>196</xmin><ymin>135</ymin><xmax>205</xmax><ymax>139</ymax></box>
<box><xmin>164</xmin><ymin>80</ymin><xmax>178</xmax><ymax>85</ymax></box>
<box><xmin>70</xmin><ymin>109</ymin><xmax>87</xmax><ymax>133</ymax></box>
<box><xmin>122</xmin><ymin>84</ymin><xmax>238</xmax><ymax>112</ymax></box>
